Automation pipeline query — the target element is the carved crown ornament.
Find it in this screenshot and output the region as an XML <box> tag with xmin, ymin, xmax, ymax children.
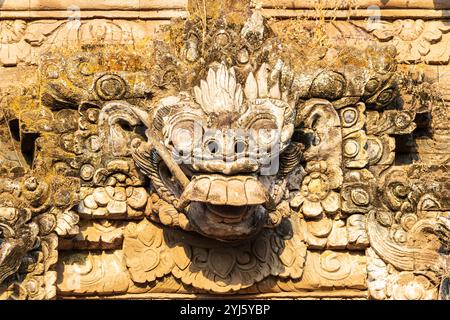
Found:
<box><xmin>0</xmin><ymin>1</ymin><xmax>449</xmax><ymax>300</ymax></box>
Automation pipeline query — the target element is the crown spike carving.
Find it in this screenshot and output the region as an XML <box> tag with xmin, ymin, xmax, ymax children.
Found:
<box><xmin>194</xmin><ymin>63</ymin><xmax>243</xmax><ymax>114</ymax></box>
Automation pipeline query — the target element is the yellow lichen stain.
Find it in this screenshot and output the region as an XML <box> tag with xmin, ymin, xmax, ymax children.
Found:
<box><xmin>188</xmin><ymin>0</ymin><xmax>250</xmax><ymax>24</ymax></box>
<box><xmin>267</xmin><ymin>0</ymin><xmax>366</xmax><ymax>73</ymax></box>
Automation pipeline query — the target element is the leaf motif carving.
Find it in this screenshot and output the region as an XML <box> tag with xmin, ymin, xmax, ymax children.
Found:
<box><xmin>208</xmin><ymin>249</ymin><xmax>236</xmax><ymax>278</ymax></box>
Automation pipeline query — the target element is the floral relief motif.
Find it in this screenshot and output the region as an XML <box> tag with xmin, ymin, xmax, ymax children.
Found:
<box><xmin>359</xmin><ymin>19</ymin><xmax>450</xmax><ymax>62</ymax></box>
<box><xmin>279</xmin><ymin>250</ymin><xmax>367</xmax><ymax>291</ymax></box>
<box><xmin>78</xmin><ymin>186</ymin><xmax>149</xmax><ymax>219</ymax></box>
<box><xmin>388</xmin><ymin>272</ymin><xmax>438</xmax><ymax>300</ymax></box>
<box><xmin>341</xmin><ymin>170</ymin><xmax>376</xmax><ymax>215</ymax></box>
<box><xmin>0</xmin><ymin>20</ymin><xmax>29</xmax><ymax>66</ymax></box>
<box><xmin>56</xmin><ymin>251</ymin><xmax>130</xmax><ymax>295</ymax></box>
<box><xmin>122</xmin><ymin>219</ymin><xmax>307</xmax><ymax>293</ymax></box>
<box><xmin>0</xmin><ymin>19</ymin><xmax>156</xmax><ymax>67</ymax></box>
<box><xmin>0</xmin><ymin>174</ymin><xmax>77</xmax><ymax>300</ymax></box>
<box><xmin>291</xmin><ymin>161</ymin><xmax>342</xmax><ymax>218</ymax></box>
<box><xmin>367</xmin><ymin>248</ymin><xmax>440</xmax><ymax>300</ymax></box>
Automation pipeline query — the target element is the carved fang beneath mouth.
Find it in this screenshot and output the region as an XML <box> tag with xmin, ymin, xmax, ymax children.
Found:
<box><xmin>178</xmin><ymin>174</ymin><xmax>268</xmax><ymax>209</ymax></box>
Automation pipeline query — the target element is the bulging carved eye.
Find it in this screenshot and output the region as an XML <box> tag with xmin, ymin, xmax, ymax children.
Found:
<box><xmin>165</xmin><ymin>109</ymin><xmax>205</xmax><ymax>155</ymax></box>
<box><xmin>171</xmin><ymin>122</ymin><xmax>196</xmax><ymax>154</ymax></box>
<box><xmin>247</xmin><ymin>115</ymin><xmax>278</xmax><ymax>131</ymax></box>
<box><xmin>245</xmin><ymin>115</ymin><xmax>279</xmax><ymax>150</ymax></box>
<box><xmin>257</xmin><ymin>128</ymin><xmax>278</xmax><ymax>147</ymax></box>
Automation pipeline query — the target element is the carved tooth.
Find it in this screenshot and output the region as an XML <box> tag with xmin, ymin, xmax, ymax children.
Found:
<box><xmin>229</xmin><ymin>67</ymin><xmax>237</xmax><ymax>96</ymax></box>
<box><xmin>244</xmin><ymin>178</ymin><xmax>268</xmax><ymax>205</ymax></box>
<box><xmin>244</xmin><ymin>72</ymin><xmax>258</xmax><ymax>100</ymax></box>
<box><xmin>271</xmin><ymin>59</ymin><xmax>284</xmax><ymax>79</ymax></box>
<box><xmin>200</xmin><ymin>79</ymin><xmax>210</xmax><ymax>110</ymax></box>
<box><xmin>192</xmin><ymin>177</ymin><xmax>211</xmax><ymax>203</ymax></box>
<box><xmin>194</xmin><ymin>86</ymin><xmax>203</xmax><ymax>106</ymax></box>
<box><xmin>257</xmin><ymin>63</ymin><xmax>269</xmax><ymax>97</ymax></box>
<box><xmin>227</xmin><ymin>179</ymin><xmax>246</xmax><ymax>206</ymax></box>
<box><xmin>207</xmin><ymin>178</ymin><xmax>228</xmax><ymax>205</ymax></box>
<box><xmin>217</xmin><ymin>63</ymin><xmax>227</xmax><ymax>92</ymax></box>
<box><xmin>235</xmin><ymin>85</ymin><xmax>243</xmax><ymax>111</ymax></box>
<box><xmin>207</xmin><ymin>68</ymin><xmax>217</xmax><ymax>110</ymax></box>
<box><xmin>179</xmin><ymin>176</ymin><xmax>211</xmax><ymax>207</ymax></box>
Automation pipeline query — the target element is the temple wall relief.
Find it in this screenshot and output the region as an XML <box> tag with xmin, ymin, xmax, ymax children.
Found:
<box><xmin>0</xmin><ymin>0</ymin><xmax>449</xmax><ymax>300</ymax></box>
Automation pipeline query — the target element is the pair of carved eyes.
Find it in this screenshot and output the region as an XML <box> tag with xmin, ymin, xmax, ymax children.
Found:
<box><xmin>166</xmin><ymin>107</ymin><xmax>281</xmax><ymax>154</ymax></box>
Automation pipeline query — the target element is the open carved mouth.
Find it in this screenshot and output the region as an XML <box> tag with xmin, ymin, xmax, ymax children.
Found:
<box><xmin>206</xmin><ymin>204</ymin><xmax>249</xmax><ymax>221</ymax></box>
<box><xmin>177</xmin><ymin>174</ymin><xmax>270</xmax><ymax>241</ymax></box>
<box><xmin>178</xmin><ymin>174</ymin><xmax>268</xmax><ymax>208</ymax></box>
<box><xmin>186</xmin><ymin>202</ymin><xmax>267</xmax><ymax>241</ymax></box>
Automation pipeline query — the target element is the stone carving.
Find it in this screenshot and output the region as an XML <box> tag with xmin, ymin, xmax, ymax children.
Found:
<box><xmin>0</xmin><ymin>19</ymin><xmax>161</xmax><ymax>67</ymax></box>
<box><xmin>355</xmin><ymin>19</ymin><xmax>450</xmax><ymax>63</ymax></box>
<box><xmin>0</xmin><ymin>0</ymin><xmax>449</xmax><ymax>300</ymax></box>
<box><xmin>122</xmin><ymin>218</ymin><xmax>306</xmax><ymax>293</ymax></box>
<box><xmin>0</xmin><ymin>175</ymin><xmax>78</xmax><ymax>299</ymax></box>
<box><xmin>56</xmin><ymin>250</ymin><xmax>130</xmax><ymax>296</ymax></box>
<box><xmin>367</xmin><ymin>248</ymin><xmax>440</xmax><ymax>300</ymax></box>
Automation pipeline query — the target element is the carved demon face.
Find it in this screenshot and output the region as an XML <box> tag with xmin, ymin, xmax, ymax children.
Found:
<box><xmin>130</xmin><ymin>63</ymin><xmax>296</xmax><ymax>241</ymax></box>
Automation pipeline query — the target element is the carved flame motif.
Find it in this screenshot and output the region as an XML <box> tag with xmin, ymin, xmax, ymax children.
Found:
<box><xmin>194</xmin><ymin>64</ymin><xmax>244</xmax><ymax>114</ymax></box>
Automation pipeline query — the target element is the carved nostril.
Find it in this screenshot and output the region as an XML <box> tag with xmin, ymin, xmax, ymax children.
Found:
<box><xmin>234</xmin><ymin>140</ymin><xmax>246</xmax><ymax>154</ymax></box>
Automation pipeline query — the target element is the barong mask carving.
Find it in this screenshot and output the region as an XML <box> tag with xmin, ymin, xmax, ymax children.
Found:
<box><xmin>129</xmin><ymin>61</ymin><xmax>298</xmax><ymax>240</ymax></box>
<box><xmin>0</xmin><ymin>2</ymin><xmax>449</xmax><ymax>299</ymax></box>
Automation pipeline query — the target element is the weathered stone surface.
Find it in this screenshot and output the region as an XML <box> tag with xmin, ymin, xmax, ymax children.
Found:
<box><xmin>58</xmin><ymin>220</ymin><xmax>125</xmax><ymax>250</ymax></box>
<box><xmin>0</xmin><ymin>0</ymin><xmax>449</xmax><ymax>301</ymax></box>
<box><xmin>56</xmin><ymin>251</ymin><xmax>130</xmax><ymax>295</ymax></box>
